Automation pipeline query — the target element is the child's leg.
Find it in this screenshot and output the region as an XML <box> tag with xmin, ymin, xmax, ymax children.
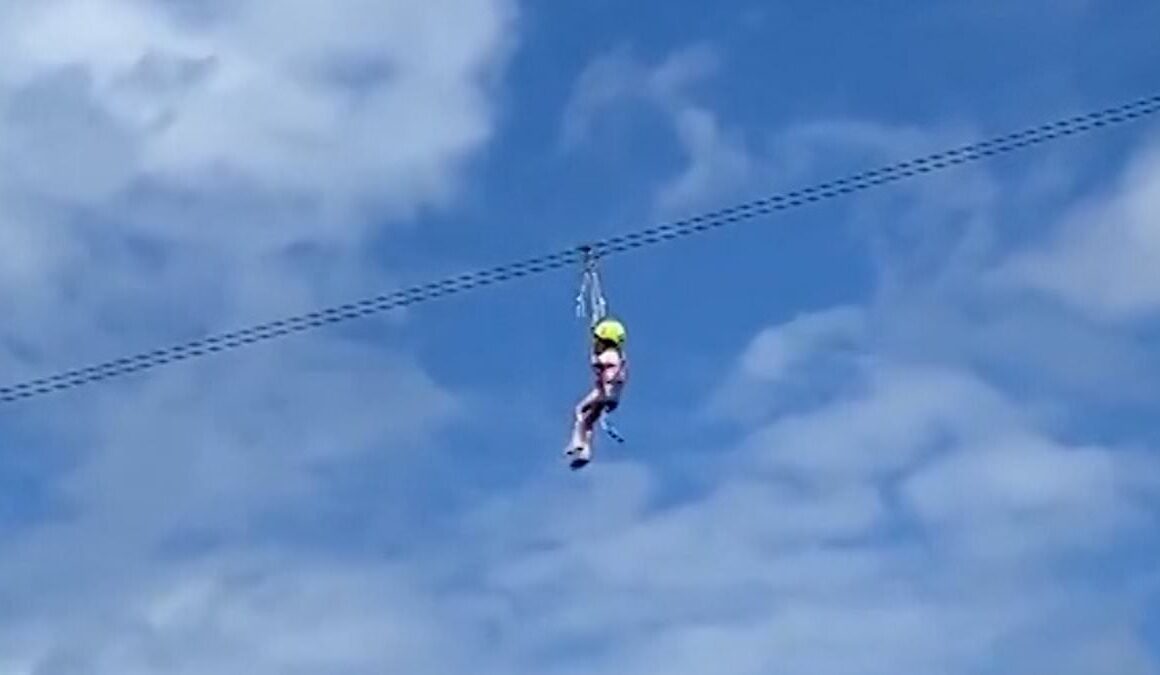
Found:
<box><xmin>571</xmin><ymin>388</ymin><xmax>604</xmax><ymax>450</ymax></box>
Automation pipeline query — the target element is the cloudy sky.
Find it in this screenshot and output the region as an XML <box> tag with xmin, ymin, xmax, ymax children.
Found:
<box><xmin>1</xmin><ymin>1</ymin><xmax>1159</xmax><ymax>673</ymax></box>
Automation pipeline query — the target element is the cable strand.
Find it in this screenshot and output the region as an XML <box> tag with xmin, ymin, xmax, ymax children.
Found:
<box><xmin>2</xmin><ymin>94</ymin><xmax>1158</xmax><ymax>404</ymax></box>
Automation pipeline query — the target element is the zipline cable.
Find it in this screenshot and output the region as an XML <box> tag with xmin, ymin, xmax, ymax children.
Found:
<box><xmin>2</xmin><ymin>93</ymin><xmax>1158</xmax><ymax>405</ymax></box>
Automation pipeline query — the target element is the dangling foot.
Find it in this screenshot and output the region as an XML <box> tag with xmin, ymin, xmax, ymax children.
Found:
<box><xmin>566</xmin><ymin>444</ymin><xmax>591</xmax><ymax>470</ymax></box>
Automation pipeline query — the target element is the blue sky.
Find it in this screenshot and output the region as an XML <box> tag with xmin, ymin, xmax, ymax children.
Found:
<box><xmin>1</xmin><ymin>1</ymin><xmax>1159</xmax><ymax>672</ymax></box>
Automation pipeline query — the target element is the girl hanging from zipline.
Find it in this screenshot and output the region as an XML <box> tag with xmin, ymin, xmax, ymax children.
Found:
<box><xmin>565</xmin><ymin>246</ymin><xmax>629</xmax><ymax>469</ymax></box>
<box><xmin>566</xmin><ymin>317</ymin><xmax>628</xmax><ymax>469</ymax></box>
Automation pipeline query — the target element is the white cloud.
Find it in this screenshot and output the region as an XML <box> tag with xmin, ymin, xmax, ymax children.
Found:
<box><xmin>1</xmin><ymin>10</ymin><xmax>1158</xmax><ymax>675</ymax></box>
<box><xmin>0</xmin><ymin>0</ymin><xmax>518</xmax><ymax>347</ymax></box>
<box><xmin>0</xmin><ymin>338</ymin><xmax>462</xmax><ymax>638</ymax></box>
<box><xmin>561</xmin><ymin>44</ymin><xmax>758</xmax><ymax>214</ymax></box>
<box><xmin>654</xmin><ymin>105</ymin><xmax>754</xmax><ymax>215</ymax></box>
<box><xmin>998</xmin><ymin>139</ymin><xmax>1160</xmax><ymax>319</ymax></box>
<box><xmin>741</xmin><ymin>362</ymin><xmax>1020</xmax><ymax>483</ymax></box>
<box><xmin>0</xmin><ymin>202</ymin><xmax>78</xmax><ymax>298</ymax></box>
<box><xmin>0</xmin><ymin>0</ymin><xmax>520</xmax><ymax>365</ymax></box>
<box><xmin>1022</xmin><ymin>629</ymin><xmax>1160</xmax><ymax>675</ymax></box>
<box><xmin>705</xmin><ymin>306</ymin><xmax>865</xmax><ymax>424</ymax></box>
<box><xmin>2</xmin><ymin>555</ymin><xmax>493</xmax><ymax>675</ymax></box>
<box><xmin>644</xmin><ymin>125</ymin><xmax>1160</xmax><ymax>670</ymax></box>
<box><xmin>739</xmin><ymin>306</ymin><xmax>865</xmax><ymax>381</ymax></box>
<box><xmin>902</xmin><ymin>432</ymin><xmax>1154</xmax><ymax>563</ymax></box>
<box><xmin>470</xmin><ymin>100</ymin><xmax>1155</xmax><ymax>675</ymax></box>
<box><xmin>906</xmin><ymin>433</ymin><xmax>1120</xmax><ymax>522</ymax></box>
<box><xmin>560</xmin><ymin>43</ymin><xmax>718</xmax><ymax>149</ymax></box>
<box><xmin>447</xmin><ymin>289</ymin><xmax>1155</xmax><ymax>671</ymax></box>
<box><xmin>0</xmin><ymin>0</ymin><xmax>515</xmax><ymax>216</ymax></box>
<box><xmin>561</xmin><ymin>43</ymin><xmax>1005</xmax><ymax>225</ymax></box>
<box><xmin>0</xmin><ymin>2</ymin><xmax>515</xmax><ymax>673</ymax></box>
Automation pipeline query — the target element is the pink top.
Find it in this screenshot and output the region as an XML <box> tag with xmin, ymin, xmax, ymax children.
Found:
<box><xmin>592</xmin><ymin>348</ymin><xmax>628</xmax><ymax>388</ymax></box>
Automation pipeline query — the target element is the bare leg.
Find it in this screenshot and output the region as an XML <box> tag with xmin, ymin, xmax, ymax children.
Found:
<box><xmin>571</xmin><ymin>388</ymin><xmax>603</xmax><ymax>450</ymax></box>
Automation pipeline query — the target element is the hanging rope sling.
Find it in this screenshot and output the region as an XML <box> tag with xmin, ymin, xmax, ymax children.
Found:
<box><xmin>574</xmin><ymin>247</ymin><xmax>625</xmax><ymax>445</ymax></box>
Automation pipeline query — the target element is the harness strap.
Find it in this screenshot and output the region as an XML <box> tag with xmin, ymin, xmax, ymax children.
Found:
<box><xmin>575</xmin><ymin>246</ymin><xmax>608</xmax><ymax>327</ymax></box>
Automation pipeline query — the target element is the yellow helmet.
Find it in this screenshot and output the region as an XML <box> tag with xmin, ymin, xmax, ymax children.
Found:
<box><xmin>593</xmin><ymin>318</ymin><xmax>626</xmax><ymax>346</ymax></box>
